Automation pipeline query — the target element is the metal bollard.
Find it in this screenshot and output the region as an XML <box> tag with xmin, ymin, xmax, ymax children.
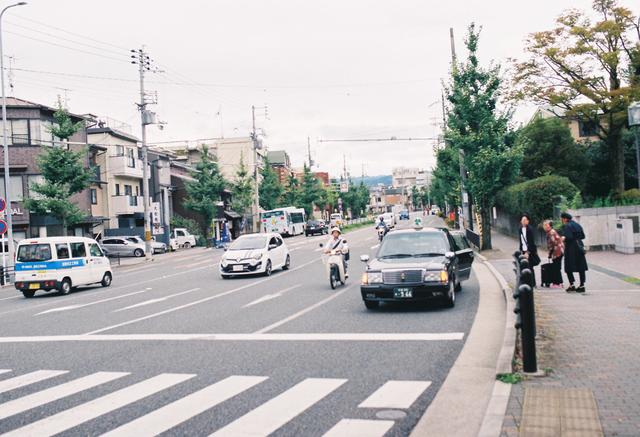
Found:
<box><xmin>520</xmin><ymin>267</ymin><xmax>536</xmax><ymax>337</ymax></box>
<box><xmin>517</xmin><ymin>281</ymin><xmax>537</xmax><ymax>373</ymax></box>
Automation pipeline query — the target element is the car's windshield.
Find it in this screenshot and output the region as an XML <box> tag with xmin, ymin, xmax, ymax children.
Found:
<box><xmin>229</xmin><ymin>235</ymin><xmax>267</xmax><ymax>250</ymax></box>
<box><xmin>377</xmin><ymin>232</ymin><xmax>448</xmax><ymax>258</ymax></box>
<box><xmin>17</xmin><ymin>244</ymin><xmax>52</xmax><ymax>262</ymax></box>
<box><xmin>262</xmin><ymin>211</ymin><xmax>284</xmax><ymax>219</ymax></box>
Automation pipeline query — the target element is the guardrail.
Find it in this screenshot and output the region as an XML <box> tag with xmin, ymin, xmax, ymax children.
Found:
<box><xmin>512</xmin><ymin>250</ymin><xmax>538</xmax><ymax>373</ymax></box>
<box><xmin>0</xmin><ymin>265</ymin><xmax>15</xmax><ymax>286</ymax></box>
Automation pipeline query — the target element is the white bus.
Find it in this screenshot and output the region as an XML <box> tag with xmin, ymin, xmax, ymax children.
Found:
<box><xmin>261</xmin><ymin>207</ymin><xmax>306</xmax><ymax>236</ymax></box>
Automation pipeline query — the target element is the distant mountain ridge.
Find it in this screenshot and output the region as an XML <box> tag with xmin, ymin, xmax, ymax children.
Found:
<box><xmin>352</xmin><ymin>175</ymin><xmax>392</xmax><ymax>187</ymax></box>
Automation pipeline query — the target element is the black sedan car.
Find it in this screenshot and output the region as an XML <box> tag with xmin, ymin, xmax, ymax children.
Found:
<box><xmin>359</xmin><ymin>226</ymin><xmax>474</xmax><ymax>309</ymax></box>
<box><xmin>305</xmin><ymin>220</ymin><xmax>328</xmax><ymax>236</ymax></box>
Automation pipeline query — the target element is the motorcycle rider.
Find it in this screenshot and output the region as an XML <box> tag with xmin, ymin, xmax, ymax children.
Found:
<box><xmin>324</xmin><ymin>227</ymin><xmax>349</xmax><ymax>278</ymax></box>
<box><xmin>376</xmin><ymin>216</ymin><xmax>389</xmax><ymax>236</ymax></box>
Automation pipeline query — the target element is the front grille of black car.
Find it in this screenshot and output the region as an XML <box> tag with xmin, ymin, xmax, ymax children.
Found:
<box><xmin>383</xmin><ymin>270</ymin><xmax>423</xmax><ymax>285</ymax></box>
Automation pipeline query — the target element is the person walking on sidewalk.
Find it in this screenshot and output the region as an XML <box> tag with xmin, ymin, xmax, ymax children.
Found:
<box><xmin>560</xmin><ymin>212</ymin><xmax>588</xmax><ymax>293</ymax></box>
<box><xmin>543</xmin><ymin>220</ymin><xmax>564</xmax><ymax>288</ymax></box>
<box><xmin>519</xmin><ymin>214</ymin><xmax>540</xmax><ymax>287</ymax></box>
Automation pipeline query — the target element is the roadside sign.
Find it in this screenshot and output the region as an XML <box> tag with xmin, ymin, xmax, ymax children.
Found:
<box><xmin>340</xmin><ymin>182</ymin><xmax>349</xmax><ymax>193</ymax></box>
<box><xmin>0</xmin><ymin>198</ymin><xmax>5</xmax><ymax>213</ymax></box>
<box><xmin>0</xmin><ymin>219</ymin><xmax>7</xmax><ymax>235</ymax></box>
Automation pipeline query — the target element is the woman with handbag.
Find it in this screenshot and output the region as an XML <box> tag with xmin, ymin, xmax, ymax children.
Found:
<box><xmin>543</xmin><ymin>220</ymin><xmax>564</xmax><ymax>288</ymax></box>
<box><xmin>560</xmin><ymin>212</ymin><xmax>588</xmax><ymax>293</ymax></box>
<box><xmin>518</xmin><ymin>214</ymin><xmax>539</xmax><ymax>287</ymax></box>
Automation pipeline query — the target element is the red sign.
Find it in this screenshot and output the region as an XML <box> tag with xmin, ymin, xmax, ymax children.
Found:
<box><xmin>0</xmin><ymin>198</ymin><xmax>5</xmax><ymax>214</ymax></box>
<box><xmin>0</xmin><ymin>219</ymin><xmax>7</xmax><ymax>235</ymax></box>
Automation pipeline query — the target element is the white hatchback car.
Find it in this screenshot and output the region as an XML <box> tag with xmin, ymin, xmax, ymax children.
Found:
<box><xmin>220</xmin><ymin>233</ymin><xmax>290</xmax><ymax>278</ymax></box>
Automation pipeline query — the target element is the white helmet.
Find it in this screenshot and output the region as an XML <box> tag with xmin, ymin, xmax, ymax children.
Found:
<box><xmin>330</xmin><ymin>227</ymin><xmax>342</xmax><ymax>235</ymax></box>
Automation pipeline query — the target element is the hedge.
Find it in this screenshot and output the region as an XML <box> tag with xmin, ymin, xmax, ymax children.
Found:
<box><xmin>495</xmin><ymin>175</ymin><xmax>579</xmax><ymax>225</ymax></box>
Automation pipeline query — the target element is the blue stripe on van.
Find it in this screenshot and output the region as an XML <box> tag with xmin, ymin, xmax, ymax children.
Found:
<box><xmin>15</xmin><ymin>259</ymin><xmax>86</xmax><ymax>271</ymax></box>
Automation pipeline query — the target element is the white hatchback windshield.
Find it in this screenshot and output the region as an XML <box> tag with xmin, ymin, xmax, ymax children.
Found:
<box><xmin>230</xmin><ymin>236</ymin><xmax>267</xmax><ymax>250</ymax></box>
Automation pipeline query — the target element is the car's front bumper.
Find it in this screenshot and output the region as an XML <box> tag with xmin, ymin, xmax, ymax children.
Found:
<box><xmin>360</xmin><ymin>283</ymin><xmax>450</xmax><ymax>302</ymax></box>
<box><xmin>220</xmin><ymin>261</ymin><xmax>263</xmax><ymax>275</ymax></box>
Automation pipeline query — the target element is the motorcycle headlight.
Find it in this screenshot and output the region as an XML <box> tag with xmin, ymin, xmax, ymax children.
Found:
<box><xmin>362</xmin><ymin>271</ymin><xmax>383</xmax><ymax>285</ymax></box>
<box><xmin>424</xmin><ymin>270</ymin><xmax>448</xmax><ymax>283</ymax></box>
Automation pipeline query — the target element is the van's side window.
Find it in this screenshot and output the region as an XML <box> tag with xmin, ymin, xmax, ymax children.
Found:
<box><xmin>56</xmin><ymin>244</ymin><xmax>70</xmax><ymax>259</ymax></box>
<box><xmin>89</xmin><ymin>243</ymin><xmax>103</xmax><ymax>257</ymax></box>
<box><xmin>70</xmin><ymin>242</ymin><xmax>87</xmax><ymax>258</ymax></box>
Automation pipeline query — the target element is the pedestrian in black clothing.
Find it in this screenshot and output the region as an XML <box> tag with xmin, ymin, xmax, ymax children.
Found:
<box><xmin>560</xmin><ymin>212</ymin><xmax>588</xmax><ymax>293</ymax></box>
<box><xmin>518</xmin><ymin>214</ymin><xmax>540</xmax><ymax>287</ymax></box>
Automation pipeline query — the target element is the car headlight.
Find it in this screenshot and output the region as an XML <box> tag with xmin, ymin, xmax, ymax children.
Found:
<box><xmin>221</xmin><ymin>258</ymin><xmax>228</xmax><ymax>267</ymax></box>
<box><xmin>362</xmin><ymin>271</ymin><xmax>383</xmax><ymax>285</ymax></box>
<box><xmin>251</xmin><ymin>252</ymin><xmax>263</xmax><ymax>260</ymax></box>
<box><xmin>424</xmin><ymin>270</ymin><xmax>448</xmax><ymax>283</ymax></box>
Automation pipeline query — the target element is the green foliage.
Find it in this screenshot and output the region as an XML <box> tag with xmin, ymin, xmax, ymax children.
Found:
<box><xmin>516</xmin><ymin>117</ymin><xmax>590</xmax><ymax>190</ymax></box>
<box><xmin>259</xmin><ymin>157</ymin><xmax>284</xmax><ymax>211</ymax></box>
<box><xmin>281</xmin><ymin>173</ymin><xmax>301</xmax><ymax>207</ymax></box>
<box><xmin>299</xmin><ymin>165</ymin><xmax>325</xmax><ymax>217</ymax></box>
<box><xmin>342</xmin><ymin>181</ymin><xmax>370</xmax><ymax>219</ymax></box>
<box><xmin>496</xmin><ymin>373</ymin><xmax>522</xmax><ymax>384</ymax></box>
<box><xmin>496</xmin><ymin>175</ymin><xmax>579</xmax><ymax>224</ymax></box>
<box><xmin>48</xmin><ymin>98</ymin><xmax>84</xmax><ymax>141</ymax></box>
<box><xmin>25</xmin><ymin>146</ymin><xmax>93</xmax><ymax>235</ymax></box>
<box><xmin>618</xmin><ymin>188</ymin><xmax>640</xmax><ymax>204</ymax></box>
<box><xmin>230</xmin><ymin>154</ymin><xmax>254</xmax><ymax>216</ymax></box>
<box><xmin>430</xmin><ymin>145</ymin><xmax>461</xmax><ymax>209</ymax></box>
<box><xmin>184</xmin><ymin>146</ymin><xmax>227</xmax><ymax>233</ymax></box>
<box><xmin>170</xmin><ymin>215</ymin><xmax>203</xmax><ymax>237</ymax></box>
<box><xmin>510</xmin><ymin>0</ymin><xmax>640</xmax><ymax>194</ymax></box>
<box><xmin>444</xmin><ymin>23</ymin><xmax>522</xmax><ymax>249</ymax></box>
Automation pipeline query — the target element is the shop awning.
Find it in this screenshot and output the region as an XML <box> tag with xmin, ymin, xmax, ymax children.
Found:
<box><xmin>224</xmin><ymin>210</ymin><xmax>242</xmax><ymax>220</ymax></box>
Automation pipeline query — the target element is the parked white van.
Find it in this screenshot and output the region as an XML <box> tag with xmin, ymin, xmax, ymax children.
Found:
<box><xmin>14</xmin><ymin>237</ymin><xmax>112</xmax><ymax>298</ymax></box>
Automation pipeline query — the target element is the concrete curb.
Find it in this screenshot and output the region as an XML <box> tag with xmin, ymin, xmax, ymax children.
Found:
<box><xmin>410</xmin><ymin>259</ymin><xmax>507</xmax><ymax>437</ymax></box>
<box><xmin>477</xmin><ymin>253</ymin><xmax>517</xmax><ymax>437</ymax></box>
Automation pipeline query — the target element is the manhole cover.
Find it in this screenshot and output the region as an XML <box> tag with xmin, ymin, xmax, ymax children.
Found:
<box><xmin>376</xmin><ymin>410</ymin><xmax>407</xmax><ymax>420</ymax></box>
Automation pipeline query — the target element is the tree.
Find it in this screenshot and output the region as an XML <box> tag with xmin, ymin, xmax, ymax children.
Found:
<box><xmin>25</xmin><ymin>104</ymin><xmax>92</xmax><ymax>236</ymax></box>
<box><xmin>430</xmin><ymin>143</ymin><xmax>461</xmax><ymax>212</ymax></box>
<box><xmin>299</xmin><ymin>165</ymin><xmax>324</xmax><ymax>217</ymax></box>
<box><xmin>282</xmin><ymin>173</ymin><xmax>301</xmax><ymax>206</ymax></box>
<box><xmin>445</xmin><ymin>24</ymin><xmax>522</xmax><ymax>250</ymax></box>
<box><xmin>230</xmin><ymin>153</ymin><xmax>254</xmax><ymax>217</ymax></box>
<box><xmin>511</xmin><ymin>0</ymin><xmax>640</xmax><ymax>194</ymax></box>
<box><xmin>184</xmin><ymin>145</ymin><xmax>227</xmax><ymax>238</ymax></box>
<box><xmin>258</xmin><ymin>157</ymin><xmax>284</xmax><ymax>211</ymax></box>
<box><xmin>516</xmin><ymin>117</ymin><xmax>591</xmax><ymax>191</ymax></box>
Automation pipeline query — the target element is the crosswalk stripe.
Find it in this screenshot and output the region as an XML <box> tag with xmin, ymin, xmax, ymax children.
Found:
<box><xmin>102</xmin><ymin>375</ymin><xmax>268</xmax><ymax>436</ymax></box>
<box><xmin>323</xmin><ymin>419</ymin><xmax>394</xmax><ymax>437</ymax></box>
<box><xmin>210</xmin><ymin>378</ymin><xmax>347</xmax><ymax>437</ymax></box>
<box><xmin>0</xmin><ymin>373</ymin><xmax>195</xmax><ymax>437</ymax></box>
<box><xmin>358</xmin><ymin>380</ymin><xmax>431</xmax><ymax>409</ymax></box>
<box><xmin>0</xmin><ymin>372</ymin><xmax>129</xmax><ymax>421</ymax></box>
<box><xmin>0</xmin><ymin>370</ymin><xmax>68</xmax><ymax>395</ymax></box>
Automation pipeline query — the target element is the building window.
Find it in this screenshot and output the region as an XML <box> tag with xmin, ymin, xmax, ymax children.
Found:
<box><xmin>115</xmin><ymin>184</ymin><xmax>120</xmax><ymax>196</ymax></box>
<box><xmin>0</xmin><ymin>176</ymin><xmax>24</xmax><ymax>201</ymax></box>
<box><xmin>9</xmin><ymin>120</ymin><xmax>29</xmax><ymax>145</ymax></box>
<box><xmin>115</xmin><ymin>145</ymin><xmax>125</xmax><ymax>157</ymax></box>
<box><xmin>27</xmin><ymin>175</ymin><xmax>44</xmax><ymax>200</ymax></box>
<box><xmin>578</xmin><ymin>120</ymin><xmax>598</xmax><ymax>137</ymax></box>
<box><xmin>127</xmin><ymin>148</ymin><xmax>135</xmax><ymax>168</ymax></box>
<box><xmin>124</xmin><ymin>185</ymin><xmax>132</xmax><ymax>196</ymax></box>
<box><xmin>90</xmin><ymin>188</ymin><xmax>97</xmax><ymax>205</ymax></box>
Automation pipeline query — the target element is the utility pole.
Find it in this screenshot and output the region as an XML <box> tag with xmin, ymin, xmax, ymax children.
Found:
<box><xmin>250</xmin><ymin>105</ymin><xmax>268</xmax><ymax>232</ymax></box>
<box><xmin>307</xmin><ymin>136</ymin><xmax>314</xmax><ymax>168</ymax></box>
<box><xmin>132</xmin><ymin>47</ymin><xmax>161</xmax><ymax>259</ymax></box>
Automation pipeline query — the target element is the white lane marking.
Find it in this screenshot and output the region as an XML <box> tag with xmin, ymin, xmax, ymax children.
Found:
<box><xmin>243</xmin><ymin>285</ymin><xmax>301</xmax><ymax>308</ymax></box>
<box><xmin>102</xmin><ymin>375</ymin><xmax>268</xmax><ymax>437</ymax></box>
<box><xmin>84</xmin><ymin>258</ymin><xmax>321</xmax><ymax>335</ymax></box>
<box><xmin>0</xmin><ymin>372</ymin><xmax>129</xmax><ymax>421</ymax></box>
<box><xmin>0</xmin><ymin>370</ymin><xmax>68</xmax><ymax>395</ymax></box>
<box><xmin>370</xmin><ymin>244</ymin><xmax>379</xmax><ymax>250</ymax></box>
<box><xmin>254</xmin><ymin>285</ymin><xmax>355</xmax><ymax>334</ymax></box>
<box><xmin>0</xmin><ymin>333</ymin><xmax>465</xmax><ymax>343</ymax></box>
<box><xmin>210</xmin><ymin>378</ymin><xmax>347</xmax><ymax>437</ymax></box>
<box><xmin>0</xmin><ymin>294</ymin><xmax>20</xmax><ymax>301</ymax></box>
<box><xmin>358</xmin><ymin>380</ymin><xmax>432</xmax><ymax>409</ymax></box>
<box><xmin>113</xmin><ymin>288</ymin><xmax>201</xmax><ymax>312</ymax></box>
<box><xmin>36</xmin><ymin>288</ymin><xmax>152</xmax><ymax>316</ymax></box>
<box><xmin>0</xmin><ymin>373</ymin><xmax>195</xmax><ymax>437</ymax></box>
<box><xmin>323</xmin><ymin>419</ymin><xmax>394</xmax><ymax>437</ymax></box>
<box><xmin>0</xmin><ymin>369</ymin><xmax>10</xmax><ymax>375</ymax></box>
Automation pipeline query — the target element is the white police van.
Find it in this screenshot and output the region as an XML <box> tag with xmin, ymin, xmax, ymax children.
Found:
<box><xmin>14</xmin><ymin>237</ymin><xmax>112</xmax><ymax>298</ymax></box>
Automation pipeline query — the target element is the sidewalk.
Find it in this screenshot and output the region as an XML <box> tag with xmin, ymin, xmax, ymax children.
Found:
<box><xmin>486</xmin><ymin>231</ymin><xmax>640</xmax><ymax>437</ymax></box>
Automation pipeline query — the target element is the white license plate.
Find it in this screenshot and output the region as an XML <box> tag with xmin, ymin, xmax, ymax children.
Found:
<box><xmin>232</xmin><ymin>265</ymin><xmax>244</xmax><ymax>272</ymax></box>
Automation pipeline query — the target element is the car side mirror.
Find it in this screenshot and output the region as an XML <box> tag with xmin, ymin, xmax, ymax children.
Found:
<box><xmin>445</xmin><ymin>251</ymin><xmax>455</xmax><ymax>259</ymax></box>
<box><xmin>360</xmin><ymin>254</ymin><xmax>369</xmax><ymax>263</ymax></box>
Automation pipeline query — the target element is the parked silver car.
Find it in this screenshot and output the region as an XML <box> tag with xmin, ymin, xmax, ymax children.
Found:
<box><xmin>125</xmin><ymin>236</ymin><xmax>167</xmax><ymax>254</ymax></box>
<box><xmin>100</xmin><ymin>237</ymin><xmax>146</xmax><ymax>257</ymax></box>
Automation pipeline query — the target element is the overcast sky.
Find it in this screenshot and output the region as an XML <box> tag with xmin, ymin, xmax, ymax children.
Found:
<box><xmin>5</xmin><ymin>0</ymin><xmax>595</xmax><ymax>176</ymax></box>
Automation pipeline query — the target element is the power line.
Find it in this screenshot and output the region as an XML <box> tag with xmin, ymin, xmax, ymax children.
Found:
<box><xmin>318</xmin><ymin>137</ymin><xmax>436</xmax><ymax>142</ymax></box>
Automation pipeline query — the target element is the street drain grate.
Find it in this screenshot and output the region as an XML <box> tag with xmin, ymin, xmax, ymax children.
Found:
<box><xmin>375</xmin><ymin>410</ymin><xmax>407</xmax><ymax>420</ymax></box>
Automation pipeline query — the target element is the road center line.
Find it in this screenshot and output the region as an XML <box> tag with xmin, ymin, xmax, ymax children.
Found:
<box><xmin>0</xmin><ymin>333</ymin><xmax>464</xmax><ymax>342</ymax></box>
<box><xmin>242</xmin><ymin>285</ymin><xmax>301</xmax><ymax>308</ymax></box>
<box><xmin>36</xmin><ymin>288</ymin><xmax>152</xmax><ymax>316</ymax></box>
<box><xmin>113</xmin><ymin>288</ymin><xmax>201</xmax><ymax>312</ymax></box>
<box><xmin>84</xmin><ymin>258</ymin><xmax>320</xmax><ymax>335</ymax></box>
<box><xmin>254</xmin><ymin>285</ymin><xmax>356</xmax><ymax>334</ymax></box>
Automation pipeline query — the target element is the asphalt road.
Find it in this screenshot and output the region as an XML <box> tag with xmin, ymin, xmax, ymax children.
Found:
<box><xmin>0</xmin><ymin>215</ymin><xmax>480</xmax><ymax>437</ymax></box>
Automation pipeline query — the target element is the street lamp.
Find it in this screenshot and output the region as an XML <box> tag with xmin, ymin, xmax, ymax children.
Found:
<box><xmin>628</xmin><ymin>102</ymin><xmax>640</xmax><ymax>190</ymax></box>
<box><xmin>1</xmin><ymin>1</ymin><xmax>27</xmax><ymax>273</ymax></box>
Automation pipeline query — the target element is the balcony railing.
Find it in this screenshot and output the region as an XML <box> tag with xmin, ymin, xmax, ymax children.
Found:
<box><xmin>112</xmin><ymin>195</ymin><xmax>144</xmax><ymax>215</ymax></box>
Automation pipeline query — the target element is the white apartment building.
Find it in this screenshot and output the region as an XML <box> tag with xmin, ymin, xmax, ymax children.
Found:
<box><xmin>392</xmin><ymin>167</ymin><xmax>420</xmax><ymax>189</ymax></box>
